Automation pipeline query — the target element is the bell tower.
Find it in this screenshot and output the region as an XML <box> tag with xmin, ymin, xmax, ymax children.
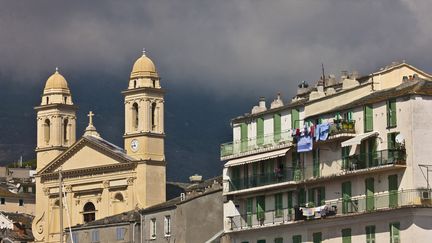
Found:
<box><xmin>34</xmin><ymin>68</ymin><xmax>77</xmax><ymax>172</ymax></box>
<box><xmin>123</xmin><ymin>50</ymin><xmax>165</xmax><ymax>161</ymax></box>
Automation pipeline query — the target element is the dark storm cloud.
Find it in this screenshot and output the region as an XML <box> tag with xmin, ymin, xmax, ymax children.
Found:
<box><xmin>0</xmin><ymin>0</ymin><xmax>430</xmax><ymax>97</ymax></box>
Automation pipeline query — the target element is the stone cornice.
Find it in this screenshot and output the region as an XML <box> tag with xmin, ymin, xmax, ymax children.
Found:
<box><xmin>121</xmin><ymin>87</ymin><xmax>165</xmax><ymax>96</ymax></box>
<box><xmin>34</xmin><ymin>103</ymin><xmax>78</xmax><ymax>111</ymax></box>
<box><xmin>123</xmin><ymin>132</ymin><xmax>165</xmax><ymax>139</ymax></box>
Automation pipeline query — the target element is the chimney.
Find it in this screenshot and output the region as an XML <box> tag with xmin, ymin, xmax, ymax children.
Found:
<box><xmin>259</xmin><ymin>97</ymin><xmax>266</xmax><ymax>109</ymax></box>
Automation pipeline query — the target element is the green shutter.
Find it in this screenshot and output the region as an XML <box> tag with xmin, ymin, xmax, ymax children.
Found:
<box><xmin>308</xmin><ymin>188</ymin><xmax>315</xmax><ymax>206</ymax></box>
<box><xmin>257</xmin><ymin>118</ymin><xmax>264</xmax><ymax>145</ymax></box>
<box><xmin>387</xmin><ymin>99</ymin><xmax>397</xmax><ymax>128</ymax></box>
<box><xmin>342</xmin><ymin>146</ymin><xmax>350</xmax><ymax>170</ymax></box>
<box><xmin>319</xmin><ymin>187</ymin><xmax>326</xmax><ymax>206</ymax></box>
<box><xmin>365</xmin><ymin>178</ymin><xmax>375</xmax><ymax>211</ymax></box>
<box><xmin>342</xmin><ymin>181</ymin><xmax>352</xmax><ymax>214</ymax></box>
<box><xmin>246</xmin><ymin>198</ymin><xmax>253</xmax><ymax>227</ymax></box>
<box><xmin>274</xmin><ymin>238</ymin><xmax>283</xmax><ymax>243</ymax></box>
<box><xmin>298</xmin><ymin>188</ymin><xmax>306</xmax><ymax>207</ymax></box>
<box><xmin>313</xmin><ymin>149</ymin><xmax>320</xmax><ymax>177</ymax></box>
<box><xmin>291</xmin><ymin>109</ymin><xmax>300</xmax><ymax>129</ymax></box>
<box><xmin>257</xmin><ymin>240</ymin><xmax>266</xmax><ymax>243</ymax></box>
<box><xmin>364</xmin><ymin>105</ymin><xmax>373</xmax><ymax>132</ymax></box>
<box><xmin>366</xmin><ymin>225</ymin><xmax>376</xmax><ymax>243</ymax></box>
<box><xmin>256</xmin><ymin>196</ymin><xmax>265</xmax><ymax>220</ymax></box>
<box><xmin>275</xmin><ymin>193</ymin><xmax>283</xmax><ymax>217</ymax></box>
<box><xmin>231</xmin><ymin>167</ymin><xmax>240</xmax><ymax>190</ymax></box>
<box><xmin>287</xmin><ymin>191</ymin><xmax>293</xmax><ymax>215</ymax></box>
<box><xmin>313</xmin><ymin>232</ymin><xmax>322</xmax><ymax>243</ymax></box>
<box><xmin>342</xmin><ymin>228</ymin><xmax>352</xmax><ymax>243</ymax></box>
<box><xmin>252</xmin><ymin>163</ymin><xmax>258</xmax><ymax>186</ymax></box>
<box><xmin>388</xmin><ymin>133</ymin><xmax>395</xmax><ymax>150</ymax></box>
<box><xmin>389</xmin><ymin>175</ymin><xmax>398</xmax><ymax>208</ymax></box>
<box><xmin>292</xmin><ymin>235</ymin><xmax>302</xmax><ymax>243</ymax></box>
<box><xmin>274</xmin><ymin>114</ymin><xmax>281</xmax><ymax>142</ymax></box>
<box><xmin>390</xmin><ymin>222</ymin><xmax>400</xmax><ymax>243</ymax></box>
<box><xmin>241</xmin><ymin>123</ymin><xmax>248</xmax><ymax>152</ymax></box>
<box><xmin>368</xmin><ymin>138</ymin><xmax>378</xmax><ymax>167</ymax></box>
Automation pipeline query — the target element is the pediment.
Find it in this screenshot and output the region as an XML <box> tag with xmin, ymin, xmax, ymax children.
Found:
<box><xmin>39</xmin><ymin>136</ymin><xmax>133</xmax><ymax>175</ymax></box>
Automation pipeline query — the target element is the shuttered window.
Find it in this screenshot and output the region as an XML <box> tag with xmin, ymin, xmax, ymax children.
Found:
<box><xmin>313</xmin><ymin>232</ymin><xmax>322</xmax><ymax>243</ymax></box>
<box><xmin>387</xmin><ymin>99</ymin><xmax>397</xmax><ymax>128</ymax></box>
<box><xmin>274</xmin><ymin>114</ymin><xmax>281</xmax><ymax>141</ymax></box>
<box><xmin>364</xmin><ymin>105</ymin><xmax>373</xmax><ymax>132</ymax></box>
<box><xmin>313</xmin><ymin>148</ymin><xmax>320</xmax><ymax>177</ymax></box>
<box><xmin>291</xmin><ymin>109</ymin><xmax>300</xmax><ymax>129</ymax></box>
<box><xmin>389</xmin><ymin>175</ymin><xmax>398</xmax><ymax>208</ymax></box>
<box><xmin>342</xmin><ymin>228</ymin><xmax>351</xmax><ymax>243</ymax></box>
<box><xmin>287</xmin><ymin>191</ymin><xmax>293</xmax><ymax>215</ymax></box>
<box><xmin>342</xmin><ymin>181</ymin><xmax>352</xmax><ymax>214</ymax></box>
<box><xmin>246</xmin><ymin>198</ymin><xmax>253</xmax><ymax>227</ymax></box>
<box><xmin>390</xmin><ymin>222</ymin><xmax>400</xmax><ymax>243</ymax></box>
<box><xmin>275</xmin><ymin>193</ymin><xmax>283</xmax><ymax>217</ymax></box>
<box><xmin>256</xmin><ymin>196</ymin><xmax>265</xmax><ymax>220</ymax></box>
<box><xmin>274</xmin><ymin>237</ymin><xmax>283</xmax><ymax>243</ymax></box>
<box><xmin>257</xmin><ymin>118</ymin><xmax>264</xmax><ymax>145</ymax></box>
<box><xmin>365</xmin><ymin>178</ymin><xmax>375</xmax><ymax>211</ymax></box>
<box><xmin>366</xmin><ymin>225</ymin><xmax>376</xmax><ymax>243</ymax></box>
<box><xmin>292</xmin><ymin>235</ymin><xmax>302</xmax><ymax>243</ymax></box>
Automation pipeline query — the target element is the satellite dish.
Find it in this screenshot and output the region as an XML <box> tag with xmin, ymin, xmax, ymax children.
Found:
<box><xmin>395</xmin><ymin>134</ymin><xmax>405</xmax><ymax>144</ymax></box>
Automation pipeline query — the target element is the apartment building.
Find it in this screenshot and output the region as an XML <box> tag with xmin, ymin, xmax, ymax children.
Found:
<box><xmin>222</xmin><ymin>62</ymin><xmax>432</xmax><ymax>243</ymax></box>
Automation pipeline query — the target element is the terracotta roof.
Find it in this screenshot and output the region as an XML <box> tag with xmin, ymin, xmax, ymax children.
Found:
<box><xmin>0</xmin><ymin>212</ymin><xmax>34</xmax><ymax>241</ymax></box>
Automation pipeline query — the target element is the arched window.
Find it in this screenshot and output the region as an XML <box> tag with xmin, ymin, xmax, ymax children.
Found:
<box><xmin>46</xmin><ymin>97</ymin><xmax>49</xmax><ymax>104</ymax></box>
<box><xmin>64</xmin><ymin>96</ymin><xmax>67</xmax><ymax>104</ymax></box>
<box><xmin>132</xmin><ymin>103</ymin><xmax>139</xmax><ymax>130</ymax></box>
<box><xmin>134</xmin><ymin>80</ymin><xmax>137</xmax><ymax>88</ymax></box>
<box><xmin>151</xmin><ymin>103</ymin><xmax>157</xmax><ymax>130</ymax></box>
<box><xmin>83</xmin><ymin>202</ymin><xmax>96</xmax><ymax>223</ymax></box>
<box><xmin>44</xmin><ymin>119</ymin><xmax>50</xmax><ymax>143</ymax></box>
<box><xmin>114</xmin><ymin>193</ymin><xmax>124</xmax><ymax>202</ymax></box>
<box><xmin>63</xmin><ymin>119</ymin><xmax>69</xmax><ymax>143</ymax></box>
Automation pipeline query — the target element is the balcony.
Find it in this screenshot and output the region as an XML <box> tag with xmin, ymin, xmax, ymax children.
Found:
<box><xmin>329</xmin><ymin>120</ymin><xmax>355</xmax><ymax>136</ymax></box>
<box><xmin>229</xmin><ymin>167</ymin><xmax>304</xmax><ymax>191</ymax></box>
<box><xmin>342</xmin><ymin>149</ymin><xmax>406</xmax><ymax>171</ymax></box>
<box><xmin>221</xmin><ymin>130</ymin><xmax>293</xmax><ymax>160</ymax></box>
<box><xmin>227</xmin><ymin>189</ymin><xmax>431</xmax><ymax>231</ymax></box>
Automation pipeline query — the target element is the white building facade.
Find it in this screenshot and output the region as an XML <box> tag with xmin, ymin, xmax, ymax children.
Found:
<box><xmin>222</xmin><ymin>62</ymin><xmax>432</xmax><ymax>243</ymax></box>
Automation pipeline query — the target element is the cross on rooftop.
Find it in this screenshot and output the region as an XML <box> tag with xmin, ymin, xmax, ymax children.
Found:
<box><xmin>142</xmin><ymin>48</ymin><xmax>146</xmax><ymax>56</ymax></box>
<box><xmin>87</xmin><ymin>111</ymin><xmax>95</xmax><ymax>126</ymax></box>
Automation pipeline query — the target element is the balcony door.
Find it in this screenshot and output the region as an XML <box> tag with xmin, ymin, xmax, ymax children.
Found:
<box><xmin>342</xmin><ymin>181</ymin><xmax>352</xmax><ymax>214</ymax></box>
<box><xmin>365</xmin><ymin>178</ymin><xmax>375</xmax><ymax>211</ymax></box>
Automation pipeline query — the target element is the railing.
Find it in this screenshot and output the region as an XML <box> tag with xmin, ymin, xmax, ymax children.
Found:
<box><xmin>227</xmin><ymin>189</ymin><xmax>431</xmax><ymax>231</ymax></box>
<box><xmin>329</xmin><ymin>120</ymin><xmax>355</xmax><ymax>136</ymax></box>
<box><xmin>230</xmin><ymin>167</ymin><xmax>302</xmax><ymax>191</ymax></box>
<box><xmin>220</xmin><ymin>130</ymin><xmax>293</xmax><ymax>158</ymax></box>
<box><xmin>342</xmin><ymin>149</ymin><xmax>406</xmax><ymax>171</ymax></box>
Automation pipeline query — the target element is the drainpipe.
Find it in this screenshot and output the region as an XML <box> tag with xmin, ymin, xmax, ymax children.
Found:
<box><xmin>132</xmin><ymin>221</ymin><xmax>138</xmax><ymax>243</ymax></box>
<box><xmin>140</xmin><ymin>213</ymin><xmax>144</xmax><ymax>243</ymax></box>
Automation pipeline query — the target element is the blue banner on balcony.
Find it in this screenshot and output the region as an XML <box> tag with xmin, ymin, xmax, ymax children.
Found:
<box><xmin>316</xmin><ymin>123</ymin><xmax>330</xmax><ymax>141</ymax></box>
<box><xmin>297</xmin><ymin>135</ymin><xmax>313</xmax><ymax>152</ymax></box>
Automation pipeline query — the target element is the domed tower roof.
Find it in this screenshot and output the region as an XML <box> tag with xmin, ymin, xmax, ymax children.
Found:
<box><xmin>43</xmin><ymin>68</ymin><xmax>70</xmax><ymax>94</ymax></box>
<box><xmin>130</xmin><ymin>50</ymin><xmax>159</xmax><ymax>79</ymax></box>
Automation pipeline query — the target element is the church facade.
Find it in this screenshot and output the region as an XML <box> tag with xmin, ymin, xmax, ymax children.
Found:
<box><xmin>31</xmin><ymin>52</ymin><xmax>166</xmax><ymax>243</ymax></box>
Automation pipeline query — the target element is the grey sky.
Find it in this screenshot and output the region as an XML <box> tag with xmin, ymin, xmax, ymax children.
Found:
<box><xmin>1</xmin><ymin>0</ymin><xmax>431</xmax><ymax>98</ymax></box>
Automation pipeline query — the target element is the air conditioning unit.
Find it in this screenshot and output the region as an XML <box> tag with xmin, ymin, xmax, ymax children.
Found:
<box><xmin>421</xmin><ymin>191</ymin><xmax>430</xmax><ymax>200</ymax></box>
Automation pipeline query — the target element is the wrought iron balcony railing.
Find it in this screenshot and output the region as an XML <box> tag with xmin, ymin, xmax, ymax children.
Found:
<box><xmin>227</xmin><ymin>189</ymin><xmax>431</xmax><ymax>231</ymax></box>
<box><xmin>342</xmin><ymin>149</ymin><xmax>406</xmax><ymax>171</ymax></box>
<box><xmin>220</xmin><ymin>130</ymin><xmax>293</xmax><ymax>159</ymax></box>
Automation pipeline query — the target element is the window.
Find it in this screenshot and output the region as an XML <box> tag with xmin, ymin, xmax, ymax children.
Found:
<box><xmin>64</xmin><ymin>96</ymin><xmax>67</xmax><ymax>104</ymax></box>
<box><xmin>387</xmin><ymin>99</ymin><xmax>397</xmax><ymax>128</ymax></box>
<box><xmin>308</xmin><ymin>187</ymin><xmax>325</xmax><ymax>206</ymax></box>
<box><xmin>274</xmin><ymin>193</ymin><xmax>283</xmax><ymax>217</ymax></box>
<box><xmin>63</xmin><ymin>119</ymin><xmax>69</xmax><ymax>143</ymax></box>
<box><xmin>257</xmin><ymin>240</ymin><xmax>266</xmax><ymax>243</ymax></box>
<box><xmin>246</xmin><ymin>198</ymin><xmax>253</xmax><ymax>227</ymax></box>
<box><xmin>342</xmin><ymin>181</ymin><xmax>352</xmax><ymax>214</ymax></box>
<box><xmin>298</xmin><ymin>188</ymin><xmax>306</xmax><ymax>207</ymax></box>
<box><xmin>313</xmin><ymin>148</ymin><xmax>320</xmax><ymax>177</ymax></box>
<box><xmin>1</xmin><ymin>198</ymin><xmax>5</xmax><ymax>204</ymax></box>
<box><xmin>151</xmin><ymin>102</ymin><xmax>157</xmax><ymax>130</ymax></box>
<box><xmin>390</xmin><ymin>222</ymin><xmax>400</xmax><ymax>243</ymax></box>
<box><xmin>313</xmin><ymin>232</ymin><xmax>322</xmax><ymax>243</ymax></box>
<box><xmin>256</xmin><ymin>196</ymin><xmax>265</xmax><ymax>222</ymax></box>
<box><xmin>19</xmin><ymin>199</ymin><xmax>24</xmax><ymax>206</ymax></box>
<box><xmin>341</xmin><ymin>146</ymin><xmax>350</xmax><ymax>170</ymax></box>
<box><xmin>44</xmin><ymin>119</ymin><xmax>51</xmax><ymax>143</ymax></box>
<box><xmin>274</xmin><ymin>114</ymin><xmax>281</xmax><ymax>141</ymax></box>
<box><xmin>134</xmin><ymin>80</ymin><xmax>137</xmax><ymax>88</ymax></box>
<box><xmin>287</xmin><ymin>191</ymin><xmax>293</xmax><ymax>216</ymax></box>
<box><xmin>366</xmin><ymin>225</ymin><xmax>376</xmax><ymax>243</ymax></box>
<box><xmin>291</xmin><ymin>108</ymin><xmax>300</xmax><ymax>129</ymax></box>
<box><xmin>257</xmin><ymin>118</ymin><xmax>264</xmax><ymax>145</ymax></box>
<box><xmin>46</xmin><ymin>97</ymin><xmax>49</xmax><ymax>104</ymax></box>
<box><xmin>116</xmin><ymin>227</ymin><xmax>126</xmax><ymax>241</ymax></box>
<box><xmin>364</xmin><ymin>104</ymin><xmax>373</xmax><ymax>132</ymax></box>
<box><xmin>342</xmin><ymin>228</ymin><xmax>351</xmax><ymax>243</ymax></box>
<box><xmin>240</xmin><ymin>123</ymin><xmax>248</xmax><ymax>152</ymax></box>
<box><xmin>365</xmin><ymin>178</ymin><xmax>375</xmax><ymax>211</ymax></box>
<box><xmin>388</xmin><ymin>175</ymin><xmax>398</xmax><ymax>208</ymax></box>
<box><xmin>83</xmin><ymin>202</ymin><xmax>96</xmax><ymax>223</ymax></box>
<box><xmin>292</xmin><ymin>235</ymin><xmax>301</xmax><ymax>243</ymax></box>
<box><xmin>164</xmin><ymin>215</ymin><xmax>171</xmax><ymax>236</ymax></box>
<box><xmin>91</xmin><ymin>230</ymin><xmax>99</xmax><ymax>243</ymax></box>
<box><xmin>150</xmin><ymin>218</ymin><xmax>156</xmax><ymax>239</ymax></box>
<box><xmin>343</xmin><ymin>111</ymin><xmax>353</xmax><ymax>121</ymax></box>
<box><xmin>132</xmin><ymin>103</ymin><xmax>139</xmax><ymax>130</ymax></box>
<box><xmin>274</xmin><ymin>237</ymin><xmax>283</xmax><ymax>243</ymax></box>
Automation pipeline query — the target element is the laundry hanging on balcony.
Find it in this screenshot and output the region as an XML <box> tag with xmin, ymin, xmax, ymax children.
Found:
<box><xmin>315</xmin><ymin>123</ymin><xmax>330</xmax><ymax>141</ymax></box>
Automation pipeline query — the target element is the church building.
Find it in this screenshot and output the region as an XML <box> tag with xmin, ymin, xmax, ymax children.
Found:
<box><xmin>31</xmin><ymin>51</ymin><xmax>166</xmax><ymax>243</ymax></box>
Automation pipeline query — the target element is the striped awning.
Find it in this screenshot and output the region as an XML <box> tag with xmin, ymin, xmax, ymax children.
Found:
<box><xmin>341</xmin><ymin>131</ymin><xmax>379</xmax><ymax>147</ymax></box>
<box><xmin>224</xmin><ymin>148</ymin><xmax>291</xmax><ymax>167</ymax></box>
